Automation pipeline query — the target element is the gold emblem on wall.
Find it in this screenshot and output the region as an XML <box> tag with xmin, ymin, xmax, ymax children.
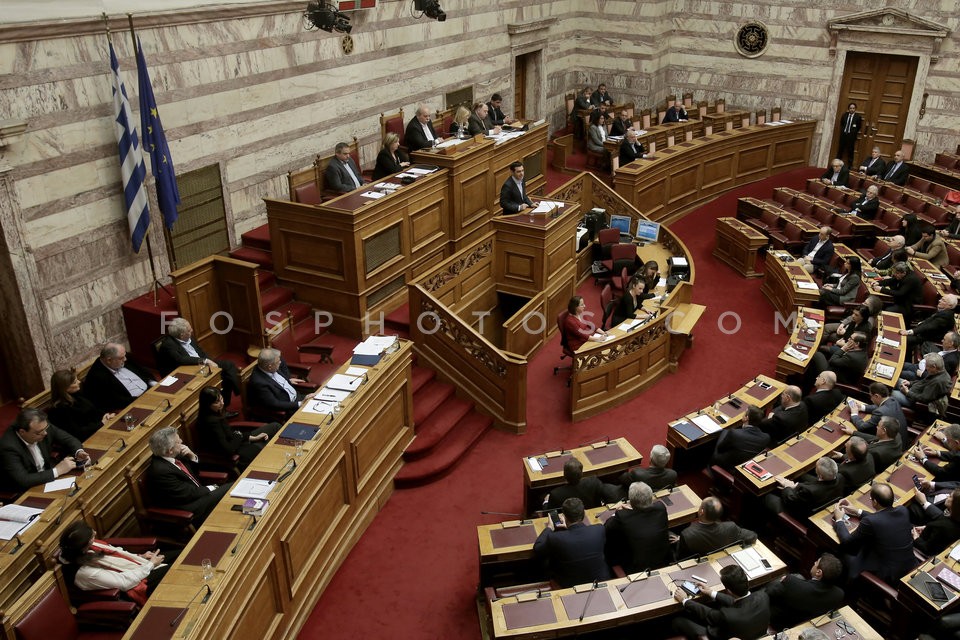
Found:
<box><xmin>735</xmin><ymin>21</ymin><xmax>769</xmax><ymax>58</ymax></box>
<box><xmin>341</xmin><ymin>35</ymin><xmax>354</xmax><ymax>55</ymax></box>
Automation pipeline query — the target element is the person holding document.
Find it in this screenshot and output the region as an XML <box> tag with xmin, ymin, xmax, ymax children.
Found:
<box><xmin>0</xmin><ymin>408</ymin><xmax>88</xmax><ymax>492</ymax></box>
<box><xmin>499</xmin><ymin>161</ymin><xmax>534</xmax><ymax>214</ymax></box>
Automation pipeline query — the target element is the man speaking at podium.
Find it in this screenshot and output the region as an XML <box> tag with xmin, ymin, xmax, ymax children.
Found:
<box><xmin>499</xmin><ymin>161</ymin><xmax>533</xmax><ymax>214</ymax></box>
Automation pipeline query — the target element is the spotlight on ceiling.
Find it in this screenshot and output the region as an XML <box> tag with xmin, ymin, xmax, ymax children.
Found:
<box><xmin>414</xmin><ymin>0</ymin><xmax>446</xmax><ymax>22</ymax></box>
<box><xmin>304</xmin><ymin>1</ymin><xmax>353</xmax><ymax>33</ymax></box>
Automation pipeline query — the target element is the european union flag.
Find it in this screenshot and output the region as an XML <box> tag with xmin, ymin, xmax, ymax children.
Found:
<box><xmin>136</xmin><ymin>37</ymin><xmax>180</xmax><ymax>229</ymax></box>
<box><xmin>109</xmin><ymin>42</ymin><xmax>151</xmax><ymax>253</ymax></box>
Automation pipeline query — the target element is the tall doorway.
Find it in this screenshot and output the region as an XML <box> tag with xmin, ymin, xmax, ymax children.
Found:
<box><xmin>513</xmin><ymin>50</ymin><xmax>543</xmax><ymax>121</ymax></box>
<box><xmin>832</xmin><ymin>52</ymin><xmax>917</xmax><ymax>162</ymax></box>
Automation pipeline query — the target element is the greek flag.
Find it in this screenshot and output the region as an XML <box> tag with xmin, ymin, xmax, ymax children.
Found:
<box><xmin>110</xmin><ymin>42</ymin><xmax>151</xmax><ymax>253</ymax></box>
<box><xmin>136</xmin><ymin>37</ymin><xmax>180</xmax><ymax>229</ymax></box>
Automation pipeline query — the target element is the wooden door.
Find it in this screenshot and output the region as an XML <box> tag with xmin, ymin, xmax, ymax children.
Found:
<box><xmin>514</xmin><ymin>53</ymin><xmax>527</xmax><ymax>120</ymax></box>
<box><xmin>833</xmin><ymin>52</ymin><xmax>917</xmax><ymax>161</ymax></box>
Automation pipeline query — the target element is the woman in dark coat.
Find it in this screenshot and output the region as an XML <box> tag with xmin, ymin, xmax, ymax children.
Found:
<box><xmin>197</xmin><ymin>387</ymin><xmax>280</xmax><ymax>469</ymax></box>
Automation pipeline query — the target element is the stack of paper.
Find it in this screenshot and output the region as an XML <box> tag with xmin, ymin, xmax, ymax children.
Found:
<box><xmin>325</xmin><ymin>373</ymin><xmax>363</xmax><ymax>392</ymax></box>
<box><xmin>730</xmin><ymin>547</ymin><xmax>768</xmax><ymax>579</ymax></box>
<box><xmin>875</xmin><ymin>363</ymin><xmax>895</xmax><ymax>379</ymax></box>
<box><xmin>783</xmin><ymin>345</ymin><xmax>808</xmax><ymax>361</ymax></box>
<box><xmin>796</xmin><ymin>281</ymin><xmax>819</xmax><ymax>290</ymax></box>
<box><xmin>407</xmin><ymin>167</ymin><xmax>437</xmax><ymax>175</ymax></box>
<box><xmin>0</xmin><ymin>504</ymin><xmax>44</xmax><ymax>540</ymax></box>
<box><xmin>877</xmin><ymin>336</ymin><xmax>900</xmax><ymax>347</ymax></box>
<box><xmin>691</xmin><ymin>414</ymin><xmax>722</xmax><ymax>434</ymax></box>
<box><xmin>229</xmin><ymin>478</ymin><xmax>275</xmax><ymax>500</ymax></box>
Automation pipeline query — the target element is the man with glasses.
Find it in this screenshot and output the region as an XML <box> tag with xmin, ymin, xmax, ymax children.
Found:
<box><xmin>82</xmin><ymin>342</ymin><xmax>157</xmax><ymax>413</ymax></box>
<box><xmin>0</xmin><ymin>408</ymin><xmax>88</xmax><ymax>491</ymax></box>
<box><xmin>404</xmin><ymin>103</ymin><xmax>442</xmax><ymax>152</ymax></box>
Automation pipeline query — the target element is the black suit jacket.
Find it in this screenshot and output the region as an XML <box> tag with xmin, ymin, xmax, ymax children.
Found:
<box><xmin>467</xmin><ymin>112</ymin><xmax>492</xmax><ymax>136</ymax></box>
<box><xmin>0</xmin><ymin>425</ymin><xmax>83</xmax><ymax>492</ymax></box>
<box><xmin>499</xmin><ymin>177</ymin><xmax>533</xmax><ymax>214</ymax></box>
<box><xmin>609</xmin><ymin>117</ymin><xmax>632</xmax><ymax>137</ymax></box>
<box><xmin>801</xmin><ymin>237</ymin><xmax>834</xmax><ymax>268</ymax></box>
<box><xmin>913</xmin><ymin>309</ymin><xmax>956</xmax><ymax>343</ymax></box>
<box><xmin>325</xmin><ymin>157</ymin><xmax>364</xmax><ymax>194</ymax></box>
<box><xmin>866</xmin><ymin>438</ymin><xmax>903</xmax><ymax>471</ymax></box>
<box><xmin>838</xmin><ymin>112</ymin><xmax>862</xmax><ymax>139</ymax></box>
<box><xmin>678</xmin><ymin>521</ymin><xmax>757</xmax><ymax>559</ymax></box>
<box><xmin>145</xmin><ymin>455</ymin><xmax>225</xmax><ymax>523</ymax></box>
<box><xmin>834</xmin><ymin>505</ymin><xmax>917</xmax><ymax>582</ymax></box>
<box><xmin>661</xmin><ymin>106</ymin><xmax>687</xmax><ymax>124</ymax></box>
<box><xmin>404</xmin><ymin>117</ymin><xmax>439</xmax><ymax>153</ymax></box>
<box><xmin>47</xmin><ymin>394</ymin><xmax>105</xmax><ymax>441</ymax></box>
<box><xmin>765</xmin><ymin>574</ymin><xmax>844</xmax><ymax>629</ymax></box>
<box><xmin>156</xmin><ymin>335</ymin><xmax>208</xmax><ymax>376</ymax></box>
<box><xmin>780</xmin><ymin>476</ymin><xmax>845</xmax><ymax>518</ymax></box>
<box><xmin>850</xmin><ymin>194</ymin><xmax>879</xmax><ymax>220</ymax></box>
<box><xmin>711</xmin><ymin>425</ymin><xmax>771</xmax><ymax>470</ymax></box>
<box><xmin>533</xmin><ymin>522</ymin><xmax>612</xmax><ymax>587</ymax></box>
<box><xmin>803</xmin><ymin>389</ymin><xmax>845</xmax><ymax>424</ymax></box>
<box><xmin>760</xmin><ymin>403</ymin><xmax>809</xmax><ymax>445</ymax></box>
<box><xmin>838</xmin><ymin>457</ymin><xmax>875</xmax><ymax>490</ymax></box>
<box><xmin>914</xmin><ymin>503</ymin><xmax>960</xmax><ymax>556</ymax></box>
<box><xmin>680</xmin><ymin>590</ymin><xmax>770</xmax><ymax>640</ymax></box>
<box><xmin>604</xmin><ymin>502</ymin><xmax>671</xmax><ymax>572</ymax></box>
<box><xmin>619</xmin><ymin>466</ymin><xmax>677</xmax><ymax>493</ymax></box>
<box><xmin>486</xmin><ymin>102</ymin><xmax>508</xmax><ymax>126</ymax></box>
<box><xmin>618</xmin><ymin>139</ymin><xmax>645</xmax><ymax>167</ymax></box>
<box><xmin>827</xmin><ymin>348</ymin><xmax>869</xmax><ymax>386</ymax></box>
<box><xmin>546</xmin><ymin>476</ymin><xmax>608</xmax><ymax>510</ymax></box>
<box><xmin>858</xmin><ymin>155</ymin><xmax>886</xmax><ymax>177</ymax></box>
<box><xmin>372</xmin><ymin>148</ymin><xmax>409</xmax><ymax>180</ymax></box>
<box><xmin>820</xmin><ymin>166</ymin><xmax>850</xmax><ymax>186</ymax></box>
<box><xmin>81</xmin><ymin>358</ymin><xmax>155</xmax><ymax>413</ymax></box>
<box><xmin>879</xmin><ymin>271</ymin><xmax>922</xmax><ymax>317</ymax></box>
<box><xmin>882</xmin><ymin>160</ymin><xmax>909</xmax><ymax>186</ymax></box>
<box><xmin>247</xmin><ymin>363</ymin><xmax>301</xmax><ymax>417</ymax></box>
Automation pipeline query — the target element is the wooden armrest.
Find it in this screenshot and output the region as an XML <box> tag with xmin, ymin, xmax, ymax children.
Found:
<box><xmin>286</xmin><ymin>362</ymin><xmax>311</xmax><ymax>376</ymax></box>
<box><xmin>199</xmin><ymin>471</ymin><xmax>229</xmax><ymax>484</ymax></box>
<box><xmin>710</xmin><ymin>465</ymin><xmax>735</xmax><ymax>486</ymax></box>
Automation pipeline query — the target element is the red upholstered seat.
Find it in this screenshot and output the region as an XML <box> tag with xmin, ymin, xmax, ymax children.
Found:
<box><xmin>14</xmin><ymin>583</ymin><xmax>132</xmax><ymax>640</ymax></box>
<box><xmin>293</xmin><ymin>183</ymin><xmax>321</xmax><ymax>205</ymax></box>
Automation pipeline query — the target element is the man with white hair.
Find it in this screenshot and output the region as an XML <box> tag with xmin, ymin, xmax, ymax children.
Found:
<box><xmin>247</xmin><ymin>348</ymin><xmax>315</xmax><ymax>419</ymax></box>
<box><xmin>820</xmin><ymin>158</ymin><xmax>849</xmax><ymax>186</ymax></box>
<box><xmin>604</xmin><ymin>482</ymin><xmax>671</xmax><ymax>572</ymax></box>
<box><xmin>404</xmin><ymin>103</ymin><xmax>442</xmax><ymax>152</ymax></box>
<box><xmin>765</xmin><ymin>457</ymin><xmax>843</xmax><ymax>518</ymax></box>
<box><xmin>81</xmin><ymin>342</ymin><xmax>157</xmax><ymax>413</ymax></box>
<box><xmin>849</xmin><ymin>184</ymin><xmax>880</xmax><ymax>220</ymax></box>
<box><xmin>619</xmin><ymin>444</ymin><xmax>677</xmax><ymax>494</ymax></box>
<box><xmin>857</xmin><ymin>146</ymin><xmax>886</xmax><ymax>177</ymax></box>
<box><xmin>893</xmin><ymin>353</ymin><xmax>951</xmax><ymax>409</ymax></box>
<box><xmin>868</xmin><ymin>234</ymin><xmax>904</xmax><ymax>271</ymax></box>
<box><xmin>146</xmin><ymin>426</ymin><xmax>230</xmax><ymax>524</ymax></box>
<box><xmin>157</xmin><ymin>317</ymin><xmax>242</xmax><ymax>414</ymax></box>
<box><xmin>618</xmin><ymin>129</ymin><xmax>645</xmax><ymax>166</ymax></box>
<box><xmin>900</xmin><ymin>293</ymin><xmax>959</xmax><ymax>365</ymax></box>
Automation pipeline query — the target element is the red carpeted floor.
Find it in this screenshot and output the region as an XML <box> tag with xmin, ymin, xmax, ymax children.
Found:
<box><xmin>298</xmin><ymin>165</ymin><xmax>822</xmax><ymax>639</ymax></box>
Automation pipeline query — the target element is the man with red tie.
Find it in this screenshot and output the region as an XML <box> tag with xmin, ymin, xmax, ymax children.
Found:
<box><xmin>146</xmin><ymin>426</ymin><xmax>230</xmax><ymax>524</ymax></box>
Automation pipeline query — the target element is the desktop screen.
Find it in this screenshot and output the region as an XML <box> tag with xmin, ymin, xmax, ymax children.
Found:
<box><xmin>636</xmin><ymin>220</ymin><xmax>660</xmax><ymax>243</ymax></box>
<box><xmin>609</xmin><ymin>215</ymin><xmax>632</xmax><ymax>234</ymax></box>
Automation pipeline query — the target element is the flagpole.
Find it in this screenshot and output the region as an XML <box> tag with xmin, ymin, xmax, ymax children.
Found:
<box><xmin>126</xmin><ymin>13</ymin><xmax>168</xmax><ymax>307</ymax></box>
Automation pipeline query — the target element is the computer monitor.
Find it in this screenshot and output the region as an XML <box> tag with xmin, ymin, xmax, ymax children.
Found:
<box><xmin>609</xmin><ymin>214</ymin><xmax>632</xmax><ymax>235</ymax></box>
<box><xmin>635</xmin><ymin>219</ymin><xmax>661</xmax><ymax>244</ymax></box>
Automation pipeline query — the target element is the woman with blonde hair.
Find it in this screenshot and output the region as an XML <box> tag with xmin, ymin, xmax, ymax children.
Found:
<box><xmin>372</xmin><ymin>131</ymin><xmax>410</xmax><ymax>179</ymax></box>
<box><xmin>450</xmin><ymin>105</ymin><xmax>471</xmax><ymax>138</ymax></box>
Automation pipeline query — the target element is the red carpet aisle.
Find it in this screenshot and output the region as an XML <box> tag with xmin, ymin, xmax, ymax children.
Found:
<box><xmin>299</xmin><ymin>166</ymin><xmax>822</xmax><ymax>640</ymax></box>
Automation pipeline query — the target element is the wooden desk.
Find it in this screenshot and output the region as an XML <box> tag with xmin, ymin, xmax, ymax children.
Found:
<box><xmin>478</xmin><ymin>485</ymin><xmax>701</xmax><ymax>584</ymax></box>
<box><xmin>522</xmin><ymin>439</ymin><xmax>642</xmax><ymax>515</ymax></box>
<box><xmin>776</xmin><ymin>307</ymin><xmax>824</xmax><ymax>380</ymax></box>
<box><xmin>735</xmin><ymin>405</ymin><xmax>854</xmax><ymax>496</ymax></box>
<box><xmin>667</xmin><ymin>375</ymin><xmax>785</xmax><ymax>454</ymax></box>
<box><xmin>760</xmin><ymin>250</ymin><xmax>820</xmax><ymax>319</ymax></box>
<box><xmin>863</xmin><ymin>312</ymin><xmax>905</xmax><ymax>386</ymax></box>
<box><xmin>486</xmin><ymin>541</ymin><xmax>786</xmax><ymax>639</ymax></box>
<box><xmin>614</xmin><ymin>121</ymin><xmax>815</xmax><ymax>222</ymax></box>
<box><xmin>713</xmin><ymin>217</ymin><xmax>767</xmax><ymax>277</ymax></box>
<box><xmin>702</xmin><ymin>109</ymin><xmax>750</xmax><ymax>131</ymax></box>
<box><xmin>0</xmin><ymin>365</ymin><xmax>213</xmax><ymax>616</ymax></box>
<box><xmin>121</xmin><ymin>342</ymin><xmax>415</xmax><ymax>640</ymax></box>
<box><xmin>759</xmin><ymin>606</ymin><xmax>883</xmax><ymax>640</ymax></box>
<box><xmin>808</xmin><ymin>425</ymin><xmax>943</xmax><ymax>545</ymax></box>
<box><xmin>912</xmin><ymin>257</ymin><xmax>956</xmax><ymax>296</ymax></box>
<box><xmin>265</xmin><ymin>166</ymin><xmax>450</xmax><ymax>338</ymax></box>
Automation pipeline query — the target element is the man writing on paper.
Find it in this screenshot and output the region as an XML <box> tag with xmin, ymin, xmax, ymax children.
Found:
<box><xmin>499</xmin><ymin>161</ymin><xmax>533</xmax><ymax>214</ymax></box>
<box><xmin>0</xmin><ymin>408</ymin><xmax>89</xmax><ymax>492</ymax></box>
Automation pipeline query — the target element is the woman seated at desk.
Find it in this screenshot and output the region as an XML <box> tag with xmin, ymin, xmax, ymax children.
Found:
<box><xmin>822</xmin><ymin>304</ymin><xmax>873</xmax><ymax>346</ymax></box>
<box><xmin>198</xmin><ymin>387</ymin><xmax>281</xmax><ymax>470</ymax></box>
<box><xmin>47</xmin><ymin>368</ymin><xmax>115</xmax><ymax>441</ymax></box>
<box><xmin>611</xmin><ymin>277</ymin><xmax>655</xmax><ymax>326</ymax></box>
<box><xmin>587</xmin><ymin>112</ymin><xmax>607</xmax><ymax>153</ymax></box>
<box><xmin>59</xmin><ymin>521</ymin><xmax>178</xmax><ymax>605</ymax></box>
<box><xmin>819</xmin><ymin>256</ymin><xmax>862</xmax><ymax>306</ymax></box>
<box><xmin>640</xmin><ymin>260</ymin><xmax>661</xmax><ymax>293</ymax></box>
<box><xmin>563</xmin><ymin>296</ymin><xmax>609</xmax><ymax>351</ymax></box>
<box><xmin>449</xmin><ymin>105</ymin><xmax>470</xmax><ymax>139</ymax></box>
<box><xmin>372</xmin><ymin>132</ymin><xmax>410</xmax><ymax>180</ymax></box>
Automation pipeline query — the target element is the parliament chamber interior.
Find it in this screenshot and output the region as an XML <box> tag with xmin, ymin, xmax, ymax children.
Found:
<box><xmin>1</xmin><ymin>1</ymin><xmax>960</xmax><ymax>639</ymax></box>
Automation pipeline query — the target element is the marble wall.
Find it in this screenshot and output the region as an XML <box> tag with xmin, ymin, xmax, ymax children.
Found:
<box><xmin>0</xmin><ymin>0</ymin><xmax>957</xmax><ymax>394</ymax></box>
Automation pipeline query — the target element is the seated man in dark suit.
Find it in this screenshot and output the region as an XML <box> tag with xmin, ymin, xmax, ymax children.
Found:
<box><xmin>146</xmin><ymin>426</ymin><xmax>230</xmax><ymax>525</ymax></box>
<box><xmin>901</xmin><ymin>295</ymin><xmax>958</xmax><ymax>357</ymax></box>
<box><xmin>765</xmin><ymin>553</ymin><xmax>845</xmax><ymax>629</ymax></box>
<box><xmin>467</xmin><ymin>101</ymin><xmax>498</xmax><ymax>137</ymax></box>
<box><xmin>914</xmin><ymin>423</ymin><xmax>960</xmax><ymax>486</ymax></box>
<box><xmin>324</xmin><ymin>141</ymin><xmax>366</xmax><ymax>193</ymax></box>
<box><xmin>764</xmin><ymin>457</ymin><xmax>844</xmax><ymax>518</ymax></box>
<box><xmin>711</xmin><ymin>405</ymin><xmax>771</xmax><ymax>471</ymax></box>
<box><xmin>911</xmin><ymin>487</ymin><xmax>960</xmax><ymax>557</ymax></box>
<box><xmin>869</xmin><ymin>235</ymin><xmax>904</xmax><ymax>271</ymax></box>
<box><xmin>878</xmin><ymin>261</ymin><xmax>923</xmax><ymax>321</ymax></box>
<box><xmin>404</xmin><ymin>103</ymin><xmax>442</xmax><ymax>152</ymax></box>
<box><xmin>903</xmin><ymin>330</ymin><xmax>960</xmax><ymax>381</ymax></box>
<box><xmin>618</xmin><ymin>130</ymin><xmax>645</xmax><ymax>167</ymax></box>
<box><xmin>0</xmin><ymin>408</ymin><xmax>89</xmax><ymax>492</ymax></box>
<box><xmin>846</xmin><ymin>382</ymin><xmax>908</xmax><ymax>444</ymax></box>
<box><xmin>246</xmin><ymin>348</ymin><xmax>315</xmax><ymax>420</ymax></box>
<box><xmin>609</xmin><ymin>109</ymin><xmax>632</xmax><ymax>137</ymax></box>
<box><xmin>678</xmin><ymin>497</ymin><xmax>757</xmax><ymax>559</ymax></box>
<box><xmin>831</xmin><ymin>436</ymin><xmax>875</xmax><ymax>489</ymax></box>
<box><xmin>589</xmin><ymin>83</ymin><xmax>614</xmax><ymax>107</ymax></box>
<box><xmin>158</xmin><ymin>317</ymin><xmax>241</xmax><ymax>414</ymax></box>
<box><xmin>498</xmin><ymin>160</ymin><xmax>533</xmax><ymax>214</ymax></box>
<box><xmin>820</xmin><ymin>158</ymin><xmax>849</xmax><ymax>186</ymax></box>
<box><xmin>833</xmin><ymin>482</ymin><xmax>918</xmax><ymax>583</ymax></box>
<box><xmin>809</xmin><ymin>332</ymin><xmax>869</xmax><ymax>386</ymax></box>
<box><xmin>671</xmin><ymin>564</ymin><xmax>770</xmax><ymax>640</ymax></box>
<box><xmin>862</xmin><ymin>416</ymin><xmax>904</xmax><ymax>470</ymax></box>
<box><xmin>881</xmin><ymin>150</ymin><xmax>909</xmax><ymax>186</ymax></box>
<box><xmin>533</xmin><ymin>497</ymin><xmax>612</xmax><ymax>588</ymax></box>
<box><xmin>661</xmin><ymin>103</ymin><xmax>688</xmax><ymax>124</ymax></box>
<box><xmin>848</xmin><ymin>184</ymin><xmax>880</xmax><ymax>220</ymax></box>
<box><xmin>798</xmin><ymin>226</ymin><xmax>834</xmax><ymax>276</ymax></box>
<box><xmin>604</xmin><ymin>482</ymin><xmax>672</xmax><ymax>572</ymax></box>
<box><xmin>803</xmin><ymin>371</ymin><xmax>844</xmax><ymax>425</ymax></box>
<box><xmin>486</xmin><ymin>93</ymin><xmax>514</xmax><ymax>127</ymax></box>
<box><xmin>857</xmin><ymin>146</ymin><xmax>886</xmax><ymax>177</ymax></box>
<box><xmin>81</xmin><ymin>342</ymin><xmax>157</xmax><ymax>413</ymax></box>
<box><xmin>759</xmin><ymin>386</ymin><xmax>808</xmax><ymax>445</ymax></box>
<box><xmin>618</xmin><ymin>444</ymin><xmax>676</xmax><ymax>494</ymax></box>
<box><xmin>545</xmin><ymin>457</ymin><xmax>616</xmax><ymax>511</ymax></box>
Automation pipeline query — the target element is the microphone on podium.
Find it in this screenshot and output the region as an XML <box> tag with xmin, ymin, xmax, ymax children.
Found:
<box><xmin>169</xmin><ymin>584</ymin><xmax>212</xmax><ymax>627</ymax></box>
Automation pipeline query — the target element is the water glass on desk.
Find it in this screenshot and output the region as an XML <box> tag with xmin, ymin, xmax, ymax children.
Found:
<box><xmin>123</xmin><ymin>414</ymin><xmax>135</xmax><ymax>431</ymax></box>
<box><xmin>201</xmin><ymin>558</ymin><xmax>214</xmax><ymax>581</ymax></box>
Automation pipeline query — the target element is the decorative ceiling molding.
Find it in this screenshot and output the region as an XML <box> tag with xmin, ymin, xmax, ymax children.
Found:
<box><xmin>826</xmin><ymin>8</ymin><xmax>950</xmax><ymax>62</ymax></box>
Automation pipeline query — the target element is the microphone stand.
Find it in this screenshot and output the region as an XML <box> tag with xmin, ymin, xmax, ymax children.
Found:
<box><xmin>230</xmin><ymin>514</ymin><xmax>258</xmax><ymax>555</ymax></box>
<box><xmin>169</xmin><ymin>584</ymin><xmax>212</xmax><ymax>627</ymax></box>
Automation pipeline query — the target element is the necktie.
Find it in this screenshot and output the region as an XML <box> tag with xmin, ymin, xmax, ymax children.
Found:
<box><xmin>844</xmin><ymin>114</ymin><xmax>852</xmax><ymax>133</ymax></box>
<box><xmin>174</xmin><ymin>459</ymin><xmax>200</xmax><ymax>487</ymax></box>
<box><xmin>887</xmin><ymin>163</ymin><xmax>899</xmax><ymax>179</ymax></box>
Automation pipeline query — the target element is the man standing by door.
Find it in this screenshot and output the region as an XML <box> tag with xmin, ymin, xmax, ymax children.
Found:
<box><xmin>836</xmin><ymin>102</ymin><xmax>862</xmax><ymax>167</ymax></box>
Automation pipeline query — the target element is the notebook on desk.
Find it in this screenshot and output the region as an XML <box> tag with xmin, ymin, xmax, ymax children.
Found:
<box><xmin>673</xmin><ymin>420</ymin><xmax>706</xmax><ymax>441</ymax></box>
